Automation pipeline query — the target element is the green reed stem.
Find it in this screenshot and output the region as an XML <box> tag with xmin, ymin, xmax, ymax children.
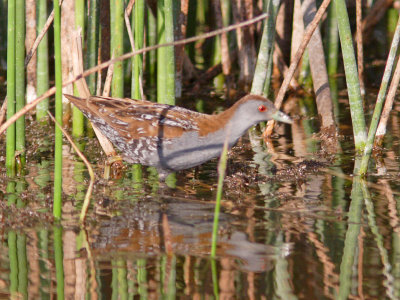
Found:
<box><xmin>211</xmin><ymin>258</ymin><xmax>220</xmax><ymax>299</ymax></box>
<box><xmin>147</xmin><ymin>7</ymin><xmax>157</xmax><ymax>92</ymax></box>
<box><xmin>36</xmin><ymin>0</ymin><xmax>49</xmax><ymax>122</ymax></box>
<box><xmin>211</xmin><ymin>131</ymin><xmax>229</xmax><ymax>258</ymax></box>
<box><xmin>337</xmin><ymin>176</ymin><xmax>362</xmax><ymax>300</ymax></box>
<box><xmin>73</xmin><ymin>0</ymin><xmax>85</xmax><ymax>138</ymax></box>
<box><xmin>251</xmin><ymin>0</ymin><xmax>280</xmax><ymax>95</ymax></box>
<box><xmin>6</xmin><ymin>0</ymin><xmax>16</xmax><ymax>177</ymax></box>
<box><xmin>53</xmin><ymin>226</ymin><xmax>65</xmax><ymax>299</ymax></box>
<box><xmin>17</xmin><ymin>232</ymin><xmax>28</xmax><ymax>299</ymax></box>
<box><xmin>157</xmin><ymin>0</ymin><xmax>175</xmax><ymax>105</ymax></box>
<box><xmin>164</xmin><ymin>0</ymin><xmax>175</xmax><ymax>104</ymax></box>
<box><xmin>15</xmin><ymin>0</ymin><xmax>25</xmax><ymax>170</ymax></box>
<box><xmin>360</xmin><ymin>180</ymin><xmax>395</xmax><ymax>298</ymax></box>
<box><xmin>53</xmin><ymin>0</ymin><xmax>63</xmax><ymax>220</ymax></box>
<box><xmin>327</xmin><ymin>3</ymin><xmax>339</xmax><ymax>78</ymax></box>
<box><xmin>8</xmin><ymin>231</ymin><xmax>18</xmax><ymax>297</ymax></box>
<box><xmin>335</xmin><ymin>0</ymin><xmax>366</xmax><ymax>152</ymax></box>
<box><xmin>111</xmin><ymin>0</ymin><xmax>124</xmax><ymax>98</ymax></box>
<box><xmin>48</xmin><ymin>112</ymin><xmax>94</xmax><ymax>224</ymax></box>
<box><xmin>358</xmin><ymin>17</ymin><xmax>400</xmax><ymax>176</ymax></box>
<box><xmin>157</xmin><ymin>0</ymin><xmax>167</xmax><ymax>103</ymax></box>
<box><xmin>86</xmin><ymin>0</ymin><xmax>98</xmax><ymax>94</ymax></box>
<box><xmin>133</xmin><ymin>0</ymin><xmax>145</xmax><ymax>99</ymax></box>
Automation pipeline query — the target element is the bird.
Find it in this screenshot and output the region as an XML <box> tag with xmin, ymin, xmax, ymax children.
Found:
<box><xmin>65</xmin><ymin>94</ymin><xmax>292</xmax><ymax>179</ymax></box>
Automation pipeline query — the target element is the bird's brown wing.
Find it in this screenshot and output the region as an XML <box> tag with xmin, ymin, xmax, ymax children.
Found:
<box><xmin>65</xmin><ymin>94</ymin><xmax>206</xmax><ymax>140</ymax></box>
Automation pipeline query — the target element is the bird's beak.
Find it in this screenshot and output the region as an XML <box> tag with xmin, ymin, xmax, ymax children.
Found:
<box><xmin>271</xmin><ymin>110</ymin><xmax>293</xmax><ymax>124</ymax></box>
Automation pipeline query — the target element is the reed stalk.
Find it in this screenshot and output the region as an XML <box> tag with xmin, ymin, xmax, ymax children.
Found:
<box><xmin>86</xmin><ymin>0</ymin><xmax>98</xmax><ymax>94</ymax></box>
<box><xmin>157</xmin><ymin>0</ymin><xmax>176</xmax><ymax>105</ymax></box>
<box><xmin>358</xmin><ymin>17</ymin><xmax>400</xmax><ymax>176</ymax></box>
<box><xmin>111</xmin><ymin>0</ymin><xmax>124</xmax><ymax>98</ymax></box>
<box><xmin>147</xmin><ymin>7</ymin><xmax>157</xmax><ymax>92</ymax></box>
<box><xmin>8</xmin><ymin>231</ymin><xmax>18</xmax><ymax>297</ymax></box>
<box><xmin>327</xmin><ymin>4</ymin><xmax>339</xmax><ymax>77</ymax></box>
<box><xmin>211</xmin><ymin>128</ymin><xmax>230</xmax><ymax>258</ymax></box>
<box><xmin>6</xmin><ymin>0</ymin><xmax>16</xmax><ymax>177</ymax></box>
<box><xmin>53</xmin><ymin>0</ymin><xmax>63</xmax><ymax>219</ymax></box>
<box><xmin>164</xmin><ymin>0</ymin><xmax>175</xmax><ymax>104</ymax></box>
<box><xmin>133</xmin><ymin>0</ymin><xmax>145</xmax><ymax>99</ymax></box>
<box><xmin>338</xmin><ymin>176</ymin><xmax>362</xmax><ymax>300</ymax></box>
<box><xmin>157</xmin><ymin>0</ymin><xmax>166</xmax><ymax>103</ymax></box>
<box><xmin>326</xmin><ymin>3</ymin><xmax>340</xmax><ymax>122</ymax></box>
<box><xmin>73</xmin><ymin>0</ymin><xmax>85</xmax><ymax>138</ymax></box>
<box><xmin>251</xmin><ymin>0</ymin><xmax>280</xmax><ymax>95</ymax></box>
<box><xmin>335</xmin><ymin>0</ymin><xmax>366</xmax><ymax>152</ymax></box>
<box><xmin>36</xmin><ymin>0</ymin><xmax>49</xmax><ymax>122</ymax></box>
<box><xmin>15</xmin><ymin>0</ymin><xmax>25</xmax><ymax>169</ymax></box>
<box><xmin>54</xmin><ymin>226</ymin><xmax>65</xmax><ymax>299</ymax></box>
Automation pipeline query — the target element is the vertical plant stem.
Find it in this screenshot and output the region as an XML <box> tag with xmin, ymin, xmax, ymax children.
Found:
<box><xmin>327</xmin><ymin>3</ymin><xmax>339</xmax><ymax>77</ymax></box>
<box><xmin>73</xmin><ymin>0</ymin><xmax>85</xmax><ymax>138</ymax></box>
<box><xmin>356</xmin><ymin>0</ymin><xmax>365</xmax><ymax>96</ymax></box>
<box><xmin>86</xmin><ymin>0</ymin><xmax>98</xmax><ymax>94</ymax></box>
<box><xmin>263</xmin><ymin>0</ymin><xmax>280</xmax><ymax>97</ymax></box>
<box><xmin>251</xmin><ymin>0</ymin><xmax>280</xmax><ymax>95</ymax></box>
<box><xmin>130</xmin><ymin>0</ymin><xmax>145</xmax><ymax>190</ymax></box>
<box><xmin>326</xmin><ymin>3</ymin><xmax>340</xmax><ymax>122</ymax></box>
<box><xmin>53</xmin><ymin>0</ymin><xmax>63</xmax><ymax>219</ymax></box>
<box><xmin>338</xmin><ymin>176</ymin><xmax>362</xmax><ymax>300</ymax></box>
<box><xmin>53</xmin><ymin>226</ymin><xmax>65</xmax><ymax>299</ymax></box>
<box><xmin>111</xmin><ymin>0</ymin><xmax>124</xmax><ymax>98</ymax></box>
<box><xmin>36</xmin><ymin>0</ymin><xmax>49</xmax><ymax>122</ymax></box>
<box><xmin>8</xmin><ymin>231</ymin><xmax>18</xmax><ymax>297</ymax></box>
<box><xmin>358</xmin><ymin>17</ymin><xmax>400</xmax><ymax>175</ymax></box>
<box><xmin>211</xmin><ymin>0</ymin><xmax>224</xmax><ymax>90</ymax></box>
<box><xmin>15</xmin><ymin>0</ymin><xmax>25</xmax><ymax>168</ymax></box>
<box><xmin>335</xmin><ymin>0</ymin><xmax>367</xmax><ymax>152</ymax></box>
<box><xmin>163</xmin><ymin>0</ymin><xmax>176</xmax><ymax>105</ymax></box>
<box><xmin>147</xmin><ymin>7</ymin><xmax>157</xmax><ymax>91</ymax></box>
<box><xmin>264</xmin><ymin>0</ymin><xmax>331</xmax><ymax>137</ymax></box>
<box><xmin>133</xmin><ymin>0</ymin><xmax>145</xmax><ymax>99</ymax></box>
<box><xmin>6</xmin><ymin>0</ymin><xmax>16</xmax><ymax>177</ymax></box>
<box><xmin>211</xmin><ymin>128</ymin><xmax>230</xmax><ymax>257</ymax></box>
<box><xmin>157</xmin><ymin>0</ymin><xmax>167</xmax><ymax>103</ymax></box>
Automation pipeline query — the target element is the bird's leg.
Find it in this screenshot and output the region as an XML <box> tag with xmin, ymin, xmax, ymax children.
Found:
<box><xmin>103</xmin><ymin>155</ymin><xmax>124</xmax><ymax>180</ymax></box>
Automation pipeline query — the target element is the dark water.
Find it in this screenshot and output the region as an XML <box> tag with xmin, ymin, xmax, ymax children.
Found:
<box><xmin>1</xmin><ymin>96</ymin><xmax>400</xmax><ymax>299</ymax></box>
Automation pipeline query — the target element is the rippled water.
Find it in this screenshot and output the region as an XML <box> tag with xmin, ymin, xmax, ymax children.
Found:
<box><xmin>1</xmin><ymin>95</ymin><xmax>400</xmax><ymax>299</ymax></box>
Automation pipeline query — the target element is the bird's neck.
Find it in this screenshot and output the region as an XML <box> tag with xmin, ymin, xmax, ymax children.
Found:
<box><xmin>206</xmin><ymin>103</ymin><xmax>257</xmax><ymax>144</ymax></box>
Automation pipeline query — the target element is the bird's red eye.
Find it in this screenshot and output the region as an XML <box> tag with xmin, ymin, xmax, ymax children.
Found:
<box><xmin>258</xmin><ymin>105</ymin><xmax>267</xmax><ymax>112</ymax></box>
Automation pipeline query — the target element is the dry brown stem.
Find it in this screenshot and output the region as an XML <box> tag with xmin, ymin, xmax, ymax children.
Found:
<box><xmin>374</xmin><ymin>55</ymin><xmax>400</xmax><ymax>148</ymax></box>
<box><xmin>71</xmin><ymin>31</ymin><xmax>117</xmax><ymax>158</ymax></box>
<box><xmin>0</xmin><ymin>98</ymin><xmax>7</xmax><ymax>126</ymax></box>
<box><xmin>24</xmin><ymin>1</ymin><xmax>65</xmax><ymax>67</ymax></box>
<box><xmin>263</xmin><ymin>0</ymin><xmax>331</xmax><ymax>137</ymax></box>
